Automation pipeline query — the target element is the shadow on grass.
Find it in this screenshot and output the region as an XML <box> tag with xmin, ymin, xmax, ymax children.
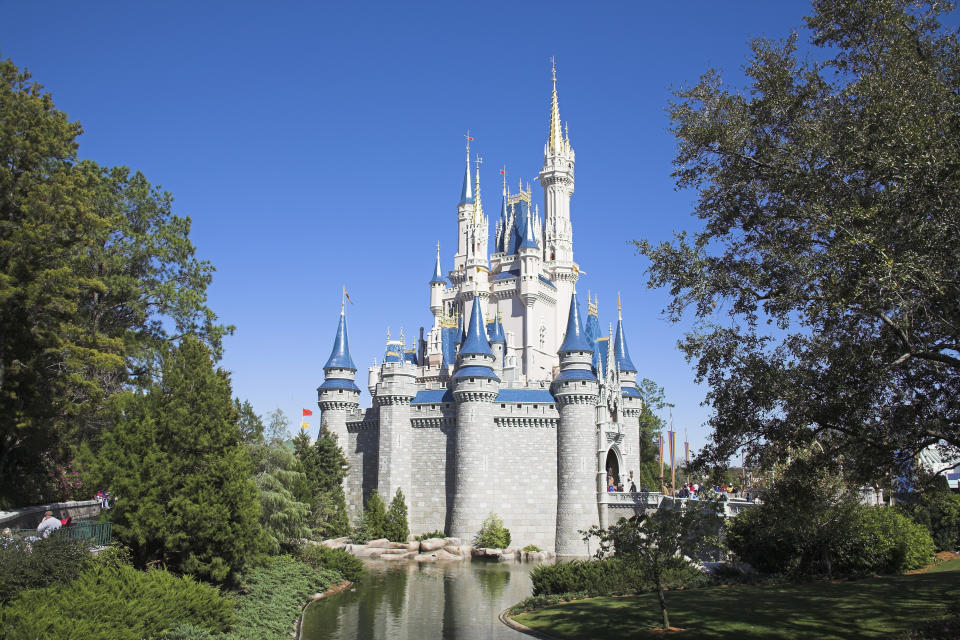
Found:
<box><xmin>514</xmin><ymin>566</ymin><xmax>960</xmax><ymax>640</ymax></box>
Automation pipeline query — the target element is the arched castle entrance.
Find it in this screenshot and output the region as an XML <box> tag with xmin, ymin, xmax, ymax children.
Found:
<box><xmin>605</xmin><ymin>448</ymin><xmax>623</xmax><ymax>489</ymax></box>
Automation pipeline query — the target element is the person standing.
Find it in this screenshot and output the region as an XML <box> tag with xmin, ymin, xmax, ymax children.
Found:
<box><xmin>36</xmin><ymin>511</ymin><xmax>61</xmax><ymax>538</ymax></box>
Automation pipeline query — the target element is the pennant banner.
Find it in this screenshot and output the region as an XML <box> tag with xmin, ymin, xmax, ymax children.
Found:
<box><xmin>300</xmin><ymin>421</ymin><xmax>309</xmax><ymax>430</ymax></box>
<box><xmin>302</xmin><ymin>408</ymin><xmax>313</xmax><ymax>417</ymax></box>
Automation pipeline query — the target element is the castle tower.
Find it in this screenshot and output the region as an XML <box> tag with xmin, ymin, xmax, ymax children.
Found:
<box><xmin>317</xmin><ymin>305</ymin><xmax>361</xmax><ymax>448</ymax></box>
<box><xmin>429</xmin><ymin>243</ymin><xmax>445</xmax><ymax>320</ymax></box>
<box><xmin>454</xmin><ymin>139</ymin><xmax>475</xmax><ymax>273</ymax></box>
<box><xmin>518</xmin><ymin>202</ymin><xmax>542</xmax><ymax>378</ymax></box>
<box><xmin>449</xmin><ymin>293</ymin><xmax>500</xmax><ymax>540</ymax></box>
<box><xmin>375</xmin><ymin>333</ymin><xmax>418</xmax><ymax>501</ymax></box>
<box><xmin>551</xmin><ymin>290</ymin><xmax>600</xmax><ymax>556</ymax></box>
<box><xmin>487</xmin><ymin>314</ymin><xmax>506</xmax><ymax>379</ymax></box>
<box><xmin>613</xmin><ymin>295</ymin><xmax>643</xmax><ymax>415</ymax></box>
<box><xmin>538</xmin><ymin>62</ymin><xmax>579</xmax><ymax>354</ymax></box>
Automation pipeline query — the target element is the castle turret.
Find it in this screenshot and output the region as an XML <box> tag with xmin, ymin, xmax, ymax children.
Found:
<box><xmin>318</xmin><ymin>306</ymin><xmax>361</xmax><ymax>447</ymax></box>
<box><xmin>449</xmin><ymin>293</ymin><xmax>500</xmax><ymax>540</ymax></box>
<box><xmin>519</xmin><ymin>201</ymin><xmax>542</xmax><ymax>378</ymax></box>
<box><xmin>454</xmin><ymin>138</ymin><xmax>475</xmax><ymax>273</ymax></box>
<box><xmin>551</xmin><ymin>290</ymin><xmax>600</xmax><ymax>556</ymax></box>
<box><xmin>613</xmin><ymin>295</ymin><xmax>642</xmax><ymax>414</ymax></box>
<box><xmin>429</xmin><ymin>243</ymin><xmax>445</xmax><ymax>319</ymax></box>
<box><xmin>375</xmin><ymin>332</ymin><xmax>418</xmax><ymax>501</ymax></box>
<box><xmin>487</xmin><ymin>314</ymin><xmax>506</xmax><ymax>378</ymax></box>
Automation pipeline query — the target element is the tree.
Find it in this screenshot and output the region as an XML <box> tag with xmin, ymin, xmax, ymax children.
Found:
<box><xmin>584</xmin><ymin>501</ymin><xmax>722</xmax><ymax>630</ymax></box>
<box><xmin>92</xmin><ymin>336</ymin><xmax>264</xmax><ymax>583</ymax></box>
<box><xmin>475</xmin><ymin>513</ymin><xmax>511</xmax><ymax>549</ymax></box>
<box><xmin>636</xmin><ymin>378</ymin><xmax>673</xmax><ymax>490</ymax></box>
<box><xmin>247</xmin><ymin>440</ymin><xmax>311</xmax><ymax>553</ymax></box>
<box><xmin>235</xmin><ymin>399</ymin><xmax>265</xmax><ymax>443</ymax></box>
<box><xmin>385</xmin><ymin>488</ymin><xmax>409</xmax><ymax>543</ymax></box>
<box><xmin>357</xmin><ymin>490</ymin><xmax>388</xmax><ymax>542</ymax></box>
<box><xmin>0</xmin><ymin>57</ymin><xmax>228</xmax><ymax>506</ymax></box>
<box><xmin>265</xmin><ymin>409</ymin><xmax>290</xmax><ymax>444</ymax></box>
<box><xmin>294</xmin><ymin>427</ymin><xmax>350</xmax><ymax>537</ymax></box>
<box><xmin>636</xmin><ymin>0</ymin><xmax>960</xmax><ymax>481</ymax></box>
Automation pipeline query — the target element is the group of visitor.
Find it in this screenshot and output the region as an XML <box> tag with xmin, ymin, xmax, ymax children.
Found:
<box><xmin>95</xmin><ymin>490</ymin><xmax>112</xmax><ymax>509</ymax></box>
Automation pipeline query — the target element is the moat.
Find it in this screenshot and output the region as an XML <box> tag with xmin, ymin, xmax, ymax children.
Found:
<box><xmin>300</xmin><ymin>559</ymin><xmax>545</xmax><ymax>640</ymax></box>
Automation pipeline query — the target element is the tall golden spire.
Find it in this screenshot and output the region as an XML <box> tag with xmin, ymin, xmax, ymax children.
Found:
<box><xmin>548</xmin><ymin>57</ymin><xmax>563</xmax><ymax>154</ymax></box>
<box><xmin>617</xmin><ymin>292</ymin><xmax>622</xmax><ymax>320</ymax></box>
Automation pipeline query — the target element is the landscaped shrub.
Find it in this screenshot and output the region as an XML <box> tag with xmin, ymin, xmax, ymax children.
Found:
<box><xmin>522</xmin><ymin>544</ymin><xmax>542</xmax><ymax>552</ymax></box>
<box><xmin>0</xmin><ymin>564</ymin><xmax>232</xmax><ymax>640</ymax></box>
<box><xmin>728</xmin><ymin>503</ymin><xmax>935</xmax><ymax>576</ymax></box>
<box><xmin>219</xmin><ymin>555</ymin><xmax>340</xmax><ymax>640</ymax></box>
<box><xmin>353</xmin><ymin>490</ymin><xmax>388</xmax><ymax>542</ymax></box>
<box><xmin>385</xmin><ymin>488</ymin><xmax>409</xmax><ymax>542</ymax></box>
<box><xmin>531</xmin><ymin>558</ymin><xmax>641</xmax><ymax>596</ymax></box>
<box><xmin>296</xmin><ymin>543</ymin><xmax>364</xmax><ymax>582</ymax></box>
<box><xmin>0</xmin><ymin>534</ymin><xmax>93</xmax><ymax>604</ymax></box>
<box><xmin>900</xmin><ymin>480</ymin><xmax>960</xmax><ymax>552</ymax></box>
<box><xmin>475</xmin><ymin>513</ymin><xmax>511</xmax><ymax>549</ymax></box>
<box><xmin>416</xmin><ymin>530</ymin><xmax>447</xmax><ymax>541</ymax></box>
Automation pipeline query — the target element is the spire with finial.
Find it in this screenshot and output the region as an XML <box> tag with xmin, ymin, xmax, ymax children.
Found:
<box><xmin>519</xmin><ymin>193</ymin><xmax>539</xmax><ymax>250</ymax></box>
<box><xmin>613</xmin><ymin>295</ymin><xmax>637</xmax><ymax>373</ymax></box>
<box><xmin>548</xmin><ymin>57</ymin><xmax>563</xmax><ymax>155</ymax></box>
<box><xmin>473</xmin><ymin>154</ymin><xmax>483</xmax><ymax>223</ymax></box>
<box><xmin>559</xmin><ymin>289</ymin><xmax>593</xmax><ymax>353</ymax></box>
<box><xmin>323</xmin><ymin>305</ymin><xmax>357</xmax><ymax>371</ymax></box>
<box><xmin>430</xmin><ymin>242</ymin><xmax>444</xmax><ymax>284</ymax></box>
<box><xmin>460</xmin><ymin>132</ymin><xmax>473</xmax><ymax>205</ymax></box>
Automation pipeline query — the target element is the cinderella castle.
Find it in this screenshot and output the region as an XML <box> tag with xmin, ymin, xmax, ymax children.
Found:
<box><xmin>317</xmin><ymin>66</ymin><xmax>644</xmax><ymax>556</ymax></box>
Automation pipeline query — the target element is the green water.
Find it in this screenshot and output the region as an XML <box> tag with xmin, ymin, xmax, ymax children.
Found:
<box><xmin>300</xmin><ymin>559</ymin><xmax>543</xmax><ymax>640</ymax></box>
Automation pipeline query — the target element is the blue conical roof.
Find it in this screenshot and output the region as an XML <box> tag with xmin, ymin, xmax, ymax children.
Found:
<box><xmin>519</xmin><ymin>204</ymin><xmax>539</xmax><ymax>250</ymax></box>
<box><xmin>459</xmin><ymin>152</ymin><xmax>473</xmax><ymax>204</ymax></box>
<box><xmin>324</xmin><ymin>312</ymin><xmax>356</xmax><ymax>370</ymax></box>
<box><xmin>613</xmin><ymin>318</ymin><xmax>637</xmax><ymax>372</ymax></box>
<box><xmin>559</xmin><ymin>292</ymin><xmax>593</xmax><ymax>353</ymax></box>
<box><xmin>430</xmin><ymin>248</ymin><xmax>445</xmax><ymax>284</ymax></box>
<box><xmin>459</xmin><ymin>295</ymin><xmax>493</xmax><ymax>357</ymax></box>
<box><xmin>486</xmin><ymin>317</ymin><xmax>505</xmax><ymax>344</ymax></box>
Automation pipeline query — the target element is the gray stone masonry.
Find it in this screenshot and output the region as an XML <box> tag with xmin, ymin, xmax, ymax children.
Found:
<box><xmin>448</xmin><ymin>376</ymin><xmax>498</xmax><ymax>542</ymax></box>
<box><xmin>375</xmin><ymin>362</ymin><xmax>417</xmax><ymax>502</ymax></box>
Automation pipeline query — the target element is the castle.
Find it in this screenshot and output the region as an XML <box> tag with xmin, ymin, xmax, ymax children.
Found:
<box><xmin>317</xmin><ymin>66</ymin><xmax>644</xmax><ymax>556</ymax></box>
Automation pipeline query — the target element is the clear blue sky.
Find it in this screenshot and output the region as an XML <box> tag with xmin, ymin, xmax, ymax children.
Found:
<box><xmin>3</xmin><ymin>1</ymin><xmax>817</xmax><ymax>453</ymax></box>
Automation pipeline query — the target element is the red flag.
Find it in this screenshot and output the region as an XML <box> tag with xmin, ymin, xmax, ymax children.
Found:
<box><xmin>302</xmin><ymin>408</ymin><xmax>313</xmax><ymax>417</ymax></box>
<box><xmin>467</xmin><ymin>136</ymin><xmax>473</xmax><ymax>141</ymax></box>
<box><xmin>500</xmin><ymin>170</ymin><xmax>505</xmax><ymax>174</ymax></box>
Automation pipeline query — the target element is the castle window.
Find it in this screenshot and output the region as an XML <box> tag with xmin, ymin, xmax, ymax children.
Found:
<box><xmin>470</xmin><ymin>378</ymin><xmax>475</xmax><ymax>383</ymax></box>
<box><xmin>533</xmin><ymin>405</ymin><xmax>538</xmax><ymax>409</ymax></box>
<box><xmin>517</xmin><ymin>404</ymin><xmax>521</xmax><ymax>408</ymax></box>
<box><xmin>550</xmin><ymin>404</ymin><xmax>554</xmax><ymax>409</ymax></box>
<box><xmin>432</xmin><ymin>405</ymin><xmax>437</xmax><ymax>410</ymax></box>
<box><xmin>445</xmin><ymin>404</ymin><xmax>450</xmax><ymax>409</ymax></box>
<box><xmin>501</xmin><ymin>404</ymin><xmax>506</xmax><ymax>408</ymax></box>
<box><xmin>581</xmin><ymin>381</ymin><xmax>586</xmax><ymax>386</ymax></box>
<box><xmin>338</xmin><ymin>390</ymin><xmax>343</xmax><ymax>394</ymax></box>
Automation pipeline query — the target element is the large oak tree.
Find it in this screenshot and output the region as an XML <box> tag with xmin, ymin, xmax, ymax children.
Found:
<box><xmin>637</xmin><ymin>0</ymin><xmax>960</xmax><ymax>481</ymax></box>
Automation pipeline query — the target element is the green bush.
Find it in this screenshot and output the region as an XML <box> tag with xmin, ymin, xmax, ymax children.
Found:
<box><xmin>475</xmin><ymin>513</ymin><xmax>511</xmax><ymax>549</ymax></box>
<box><xmin>522</xmin><ymin>544</ymin><xmax>542</xmax><ymax>553</ymax></box>
<box><xmin>528</xmin><ymin>557</ymin><xmax>702</xmax><ymax>597</ymax></box>
<box><xmin>385</xmin><ymin>488</ymin><xmax>410</xmax><ymax>543</ymax></box>
<box><xmin>220</xmin><ymin>555</ymin><xmax>340</xmax><ymax>640</ymax></box>
<box><xmin>296</xmin><ymin>543</ymin><xmax>364</xmax><ymax>582</ymax></box>
<box><xmin>0</xmin><ymin>564</ymin><xmax>232</xmax><ymax>640</ymax></box>
<box><xmin>728</xmin><ymin>504</ymin><xmax>934</xmax><ymax>576</ymax></box>
<box><xmin>0</xmin><ymin>534</ymin><xmax>93</xmax><ymax>604</ymax></box>
<box><xmin>416</xmin><ymin>530</ymin><xmax>447</xmax><ymax>541</ymax></box>
<box><xmin>353</xmin><ymin>490</ymin><xmax>388</xmax><ymax>543</ymax></box>
<box><xmin>900</xmin><ymin>483</ymin><xmax>960</xmax><ymax>552</ymax></box>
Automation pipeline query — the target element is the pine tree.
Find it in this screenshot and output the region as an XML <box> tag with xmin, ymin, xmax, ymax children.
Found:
<box><xmin>361</xmin><ymin>491</ymin><xmax>388</xmax><ymax>541</ymax></box>
<box><xmin>385</xmin><ymin>488</ymin><xmax>409</xmax><ymax>543</ymax></box>
<box><xmin>293</xmin><ymin>427</ymin><xmax>350</xmax><ymax>537</ymax></box>
<box><xmin>93</xmin><ymin>336</ymin><xmax>264</xmax><ymax>583</ymax></box>
<box><xmin>247</xmin><ymin>441</ymin><xmax>312</xmax><ymax>553</ymax></box>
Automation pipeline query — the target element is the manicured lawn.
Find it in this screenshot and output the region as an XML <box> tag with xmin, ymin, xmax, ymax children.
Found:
<box><xmin>513</xmin><ymin>560</ymin><xmax>960</xmax><ymax>639</ymax></box>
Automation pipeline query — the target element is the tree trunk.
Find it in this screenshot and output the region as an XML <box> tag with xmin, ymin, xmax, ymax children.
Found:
<box><xmin>655</xmin><ymin>574</ymin><xmax>670</xmax><ymax>629</ymax></box>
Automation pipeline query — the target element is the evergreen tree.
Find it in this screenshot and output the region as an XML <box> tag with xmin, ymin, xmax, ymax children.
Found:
<box><xmin>247</xmin><ymin>440</ymin><xmax>312</xmax><ymax>553</ymax></box>
<box><xmin>360</xmin><ymin>491</ymin><xmax>388</xmax><ymax>541</ymax></box>
<box><xmin>293</xmin><ymin>427</ymin><xmax>350</xmax><ymax>537</ymax></box>
<box><xmin>235</xmin><ymin>399</ymin><xmax>264</xmax><ymax>443</ymax></box>
<box><xmin>92</xmin><ymin>336</ymin><xmax>264</xmax><ymax>583</ymax></box>
<box><xmin>385</xmin><ymin>488</ymin><xmax>409</xmax><ymax>543</ymax></box>
<box><xmin>0</xmin><ymin>57</ymin><xmax>229</xmax><ymax>506</ymax></box>
<box><xmin>637</xmin><ymin>379</ymin><xmax>673</xmax><ymax>491</ymax></box>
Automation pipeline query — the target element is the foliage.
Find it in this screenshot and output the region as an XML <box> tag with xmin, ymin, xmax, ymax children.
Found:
<box><xmin>296</xmin><ymin>543</ymin><xmax>364</xmax><ymax>583</ymax></box>
<box><xmin>899</xmin><ymin>477</ymin><xmax>960</xmax><ymax>552</ymax></box>
<box><xmin>0</xmin><ymin>57</ymin><xmax>229</xmax><ymax>507</ymax></box>
<box><xmin>531</xmin><ymin>558</ymin><xmax>645</xmax><ymax>597</ymax></box>
<box><xmin>91</xmin><ymin>336</ymin><xmax>265</xmax><ymax>583</ymax></box>
<box><xmin>353</xmin><ymin>490</ymin><xmax>388</xmax><ymax>543</ymax></box>
<box><xmin>726</xmin><ymin>452</ymin><xmax>933</xmax><ymax>576</ymax></box>
<box><xmin>0</xmin><ymin>534</ymin><xmax>92</xmax><ymax>604</ymax></box>
<box><xmin>293</xmin><ymin>427</ymin><xmax>350</xmax><ymax>538</ymax></box>
<box><xmin>522</xmin><ymin>544</ymin><xmax>542</xmax><ymax>553</ymax></box>
<box><xmin>385</xmin><ymin>488</ymin><xmax>409</xmax><ymax>543</ymax></box>
<box><xmin>475</xmin><ymin>512</ymin><xmax>511</xmax><ymax>549</ymax></box>
<box><xmin>508</xmin><ymin>591</ymin><xmax>592</xmax><ymax>616</ymax></box>
<box><xmin>219</xmin><ymin>555</ymin><xmax>340</xmax><ymax>640</ymax></box>
<box><xmin>583</xmin><ymin>501</ymin><xmax>722</xmax><ymax>629</ymax></box>
<box><xmin>0</xmin><ymin>563</ymin><xmax>232</xmax><ymax>640</ymax></box>
<box><xmin>635</xmin><ymin>0</ymin><xmax>960</xmax><ymax>481</ymax></box>
<box><xmin>235</xmin><ymin>399</ymin><xmax>264</xmax><ymax>444</ymax></box>
<box><xmin>264</xmin><ymin>409</ymin><xmax>290</xmax><ymax>445</ymax></box>
<box><xmin>415</xmin><ymin>530</ymin><xmax>447</xmax><ymax>541</ymax></box>
<box><xmin>247</xmin><ymin>440</ymin><xmax>311</xmax><ymax>554</ymax></box>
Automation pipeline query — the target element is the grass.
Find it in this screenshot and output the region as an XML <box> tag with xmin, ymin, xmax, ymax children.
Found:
<box><xmin>512</xmin><ymin>559</ymin><xmax>960</xmax><ymax>640</ymax></box>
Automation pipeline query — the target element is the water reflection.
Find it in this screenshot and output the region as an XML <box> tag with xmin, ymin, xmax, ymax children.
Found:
<box><xmin>301</xmin><ymin>560</ymin><xmax>541</xmax><ymax>640</ymax></box>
